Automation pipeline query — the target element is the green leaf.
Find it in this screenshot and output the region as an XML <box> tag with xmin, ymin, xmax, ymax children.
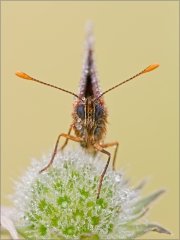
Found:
<box><xmin>118</xmin><ymin>223</ymin><xmax>171</xmax><ymax>239</ymax></box>
<box><xmin>133</xmin><ymin>179</ymin><xmax>147</xmax><ymax>191</ymax></box>
<box><xmin>80</xmin><ymin>234</ymin><xmax>100</xmax><ymax>239</ymax></box>
<box><xmin>132</xmin><ymin>189</ymin><xmax>165</xmax><ymax>214</ymax></box>
<box><xmin>16</xmin><ymin>226</ymin><xmax>32</xmax><ymax>239</ymax></box>
<box><xmin>124</xmin><ymin>208</ymin><xmax>149</xmax><ymax>224</ymax></box>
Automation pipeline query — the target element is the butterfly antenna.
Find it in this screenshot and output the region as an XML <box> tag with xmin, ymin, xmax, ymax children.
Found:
<box><xmin>95</xmin><ymin>63</ymin><xmax>159</xmax><ymax>100</ymax></box>
<box><xmin>15</xmin><ymin>71</ymin><xmax>83</xmax><ymax>101</ymax></box>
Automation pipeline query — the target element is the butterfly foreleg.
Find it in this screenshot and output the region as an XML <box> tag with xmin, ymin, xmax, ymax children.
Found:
<box><xmin>101</xmin><ymin>141</ymin><xmax>119</xmax><ymax>170</ymax></box>
<box><xmin>39</xmin><ymin>133</ymin><xmax>83</xmax><ymax>173</ymax></box>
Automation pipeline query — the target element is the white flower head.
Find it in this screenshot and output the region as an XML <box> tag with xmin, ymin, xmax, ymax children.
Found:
<box><xmin>10</xmin><ymin>148</ymin><xmax>170</xmax><ymax>239</ymax></box>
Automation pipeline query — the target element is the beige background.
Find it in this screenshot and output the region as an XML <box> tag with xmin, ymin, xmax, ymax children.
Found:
<box><xmin>2</xmin><ymin>1</ymin><xmax>179</xmax><ymax>239</ymax></box>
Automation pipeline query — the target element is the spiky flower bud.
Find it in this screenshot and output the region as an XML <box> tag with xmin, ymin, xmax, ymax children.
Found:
<box><xmin>12</xmin><ymin>149</ymin><xmax>170</xmax><ymax>239</ymax></box>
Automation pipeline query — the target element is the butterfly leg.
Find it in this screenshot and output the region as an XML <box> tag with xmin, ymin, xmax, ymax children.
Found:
<box><xmin>39</xmin><ymin>133</ymin><xmax>83</xmax><ymax>173</ymax></box>
<box><xmin>101</xmin><ymin>141</ymin><xmax>119</xmax><ymax>171</ymax></box>
<box><xmin>93</xmin><ymin>143</ymin><xmax>111</xmax><ymax>199</ymax></box>
<box><xmin>60</xmin><ymin>125</ymin><xmax>72</xmax><ymax>151</ymax></box>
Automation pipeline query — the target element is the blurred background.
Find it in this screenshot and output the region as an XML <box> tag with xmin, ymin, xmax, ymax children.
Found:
<box><xmin>2</xmin><ymin>2</ymin><xmax>179</xmax><ymax>239</ymax></box>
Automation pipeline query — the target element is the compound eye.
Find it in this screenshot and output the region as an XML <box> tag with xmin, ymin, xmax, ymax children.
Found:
<box><xmin>77</xmin><ymin>104</ymin><xmax>85</xmax><ymax>119</ymax></box>
<box><xmin>95</xmin><ymin>105</ymin><xmax>103</xmax><ymax>119</ymax></box>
